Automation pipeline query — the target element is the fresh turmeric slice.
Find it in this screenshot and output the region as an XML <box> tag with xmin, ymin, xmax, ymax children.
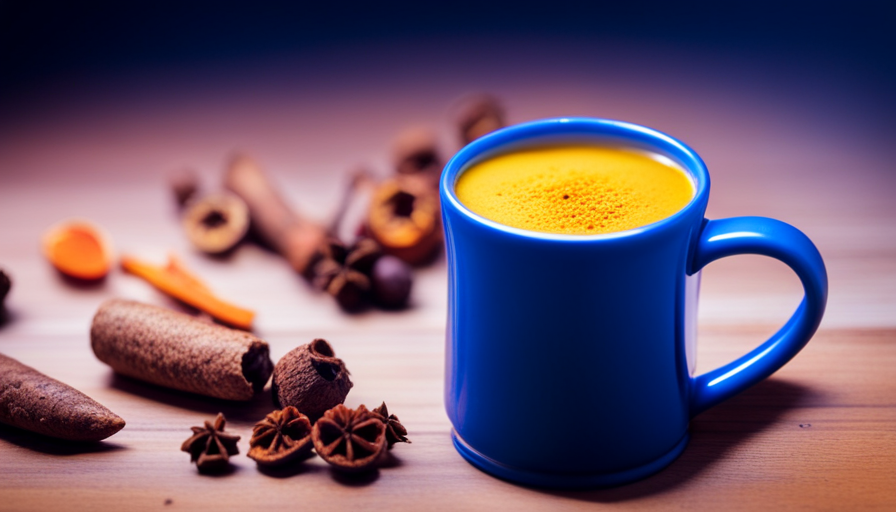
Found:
<box><xmin>42</xmin><ymin>220</ymin><xmax>113</xmax><ymax>280</ymax></box>
<box><xmin>121</xmin><ymin>254</ymin><xmax>254</xmax><ymax>330</ymax></box>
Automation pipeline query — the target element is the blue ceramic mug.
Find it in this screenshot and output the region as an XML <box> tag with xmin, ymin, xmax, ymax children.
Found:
<box><xmin>440</xmin><ymin>117</ymin><xmax>827</xmax><ymax>488</ymax></box>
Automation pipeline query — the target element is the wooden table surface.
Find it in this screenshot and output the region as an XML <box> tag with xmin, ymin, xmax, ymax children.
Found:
<box><xmin>1</xmin><ymin>38</ymin><xmax>895</xmax><ymax>510</ymax></box>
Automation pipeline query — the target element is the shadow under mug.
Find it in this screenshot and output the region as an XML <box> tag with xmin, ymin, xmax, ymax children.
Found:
<box><xmin>439</xmin><ymin>117</ymin><xmax>828</xmax><ymax>488</ymax></box>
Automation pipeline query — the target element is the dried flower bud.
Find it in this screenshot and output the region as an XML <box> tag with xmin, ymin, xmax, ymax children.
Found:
<box><xmin>391</xmin><ymin>126</ymin><xmax>442</xmax><ymax>185</ymax></box>
<box><xmin>272</xmin><ymin>339</ymin><xmax>353</xmax><ymax>421</ymax></box>
<box><xmin>457</xmin><ymin>94</ymin><xmax>505</xmax><ymax>145</ymax></box>
<box><xmin>327</xmin><ymin>269</ymin><xmax>370</xmax><ymax>312</ymax></box>
<box><xmin>370</xmin><ymin>256</ymin><xmax>412</xmax><ymax>309</ymax></box>
<box><xmin>182</xmin><ymin>193</ymin><xmax>250</xmax><ymax>254</ymax></box>
<box><xmin>169</xmin><ymin>168</ymin><xmax>200</xmax><ymax>208</ymax></box>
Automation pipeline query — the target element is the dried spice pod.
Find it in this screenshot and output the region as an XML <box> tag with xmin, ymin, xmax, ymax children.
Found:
<box><xmin>391</xmin><ymin>126</ymin><xmax>442</xmax><ymax>186</ymax></box>
<box><xmin>371</xmin><ymin>402</ymin><xmax>410</xmax><ymax>447</ymax></box>
<box><xmin>272</xmin><ymin>338</ymin><xmax>353</xmax><ymax>420</ymax></box>
<box><xmin>181</xmin><ymin>192</ymin><xmax>250</xmax><ymax>254</ymax></box>
<box><xmin>312</xmin><ymin>404</ymin><xmax>387</xmax><ymax>472</ymax></box>
<box><xmin>224</xmin><ymin>154</ymin><xmax>328</xmax><ymax>277</ymax></box>
<box><xmin>367</xmin><ymin>176</ymin><xmax>442</xmax><ymax>266</ymax></box>
<box><xmin>248</xmin><ymin>406</ymin><xmax>314</xmax><ymax>466</ymax></box>
<box><xmin>90</xmin><ymin>299</ymin><xmax>273</xmax><ymax>401</ymax></box>
<box><xmin>0</xmin><ymin>353</ymin><xmax>125</xmax><ymax>441</ymax></box>
<box><xmin>457</xmin><ymin>94</ymin><xmax>506</xmax><ymax>145</ymax></box>
<box><xmin>169</xmin><ymin>167</ymin><xmax>200</xmax><ymax>208</ymax></box>
<box><xmin>181</xmin><ymin>413</ymin><xmax>240</xmax><ymax>473</ymax></box>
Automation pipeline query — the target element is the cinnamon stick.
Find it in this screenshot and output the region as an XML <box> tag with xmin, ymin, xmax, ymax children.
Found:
<box><xmin>0</xmin><ymin>353</ymin><xmax>125</xmax><ymax>441</ymax></box>
<box><xmin>224</xmin><ymin>155</ymin><xmax>327</xmax><ymax>277</ymax></box>
<box><xmin>90</xmin><ymin>299</ymin><xmax>273</xmax><ymax>401</ymax></box>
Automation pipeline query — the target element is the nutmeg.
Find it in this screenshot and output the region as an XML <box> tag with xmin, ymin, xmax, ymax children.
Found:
<box><xmin>272</xmin><ymin>339</ymin><xmax>353</xmax><ymax>420</ymax></box>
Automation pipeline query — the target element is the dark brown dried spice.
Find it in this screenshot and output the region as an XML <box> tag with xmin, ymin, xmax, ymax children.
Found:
<box><xmin>371</xmin><ymin>402</ymin><xmax>410</xmax><ymax>447</ymax></box>
<box><xmin>248</xmin><ymin>406</ymin><xmax>314</xmax><ymax>466</ymax></box>
<box><xmin>170</xmin><ymin>167</ymin><xmax>200</xmax><ymax>208</ymax></box>
<box><xmin>272</xmin><ymin>338</ymin><xmax>353</xmax><ymax>421</ymax></box>
<box><xmin>370</xmin><ymin>255</ymin><xmax>412</xmax><ymax>309</ymax></box>
<box><xmin>457</xmin><ymin>94</ymin><xmax>506</xmax><ymax>145</ymax></box>
<box><xmin>391</xmin><ymin>126</ymin><xmax>442</xmax><ymax>185</ymax></box>
<box><xmin>0</xmin><ymin>270</ymin><xmax>10</xmax><ymax>309</ymax></box>
<box><xmin>312</xmin><ymin>404</ymin><xmax>386</xmax><ymax>472</ymax></box>
<box><xmin>366</xmin><ymin>176</ymin><xmax>441</xmax><ymax>266</ymax></box>
<box><xmin>182</xmin><ymin>192</ymin><xmax>250</xmax><ymax>254</ymax></box>
<box><xmin>312</xmin><ymin>238</ymin><xmax>381</xmax><ymax>311</ymax></box>
<box><xmin>181</xmin><ymin>413</ymin><xmax>240</xmax><ymax>473</ymax></box>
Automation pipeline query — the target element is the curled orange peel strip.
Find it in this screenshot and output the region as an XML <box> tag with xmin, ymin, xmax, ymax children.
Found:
<box><xmin>121</xmin><ymin>254</ymin><xmax>254</xmax><ymax>330</ymax></box>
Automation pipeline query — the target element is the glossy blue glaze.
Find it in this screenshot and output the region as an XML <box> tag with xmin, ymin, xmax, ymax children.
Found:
<box><xmin>440</xmin><ymin>118</ymin><xmax>828</xmax><ymax>488</ymax></box>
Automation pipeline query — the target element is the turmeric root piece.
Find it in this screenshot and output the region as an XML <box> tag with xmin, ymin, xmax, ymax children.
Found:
<box><xmin>0</xmin><ymin>353</ymin><xmax>125</xmax><ymax>441</ymax></box>
<box><xmin>42</xmin><ymin>220</ymin><xmax>113</xmax><ymax>280</ymax></box>
<box><xmin>121</xmin><ymin>254</ymin><xmax>254</xmax><ymax>330</ymax></box>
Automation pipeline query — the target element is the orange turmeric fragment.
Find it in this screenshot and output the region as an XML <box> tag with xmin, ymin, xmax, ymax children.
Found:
<box><xmin>43</xmin><ymin>221</ymin><xmax>113</xmax><ymax>280</ymax></box>
<box><xmin>121</xmin><ymin>254</ymin><xmax>255</xmax><ymax>330</ymax></box>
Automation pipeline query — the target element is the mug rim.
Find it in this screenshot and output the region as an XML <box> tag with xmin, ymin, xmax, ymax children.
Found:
<box><xmin>440</xmin><ymin>117</ymin><xmax>711</xmax><ymax>241</ymax></box>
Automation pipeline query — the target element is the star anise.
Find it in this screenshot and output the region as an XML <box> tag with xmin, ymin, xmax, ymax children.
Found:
<box><xmin>312</xmin><ymin>238</ymin><xmax>381</xmax><ymax>311</ymax></box>
<box><xmin>181</xmin><ymin>413</ymin><xmax>240</xmax><ymax>473</ymax></box>
<box><xmin>311</xmin><ymin>404</ymin><xmax>387</xmax><ymax>472</ymax></box>
<box><xmin>247</xmin><ymin>406</ymin><xmax>314</xmax><ymax>466</ymax></box>
<box><xmin>371</xmin><ymin>402</ymin><xmax>410</xmax><ymax>447</ymax></box>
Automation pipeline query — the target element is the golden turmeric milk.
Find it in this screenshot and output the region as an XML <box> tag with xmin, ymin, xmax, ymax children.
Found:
<box><xmin>455</xmin><ymin>145</ymin><xmax>694</xmax><ymax>235</ymax></box>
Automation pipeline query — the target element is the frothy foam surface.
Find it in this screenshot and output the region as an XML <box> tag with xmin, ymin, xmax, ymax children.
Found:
<box><xmin>455</xmin><ymin>145</ymin><xmax>695</xmax><ymax>235</ymax></box>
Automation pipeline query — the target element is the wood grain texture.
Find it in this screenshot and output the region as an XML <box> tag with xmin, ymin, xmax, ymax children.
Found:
<box><xmin>0</xmin><ymin>328</ymin><xmax>893</xmax><ymax>511</ymax></box>
<box><xmin>2</xmin><ymin>37</ymin><xmax>896</xmax><ymax>511</ymax></box>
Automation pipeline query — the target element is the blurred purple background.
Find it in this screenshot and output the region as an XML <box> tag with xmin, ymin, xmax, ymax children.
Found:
<box><xmin>1</xmin><ymin>1</ymin><xmax>895</xmax><ymax>329</ymax></box>
<box><xmin>2</xmin><ymin>2</ymin><xmax>894</xmax><ymax>99</ymax></box>
<box><xmin>2</xmin><ymin>1</ymin><xmax>894</xmax><ymax>183</ymax></box>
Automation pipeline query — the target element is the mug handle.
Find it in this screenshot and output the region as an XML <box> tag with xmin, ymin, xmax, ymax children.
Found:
<box><xmin>688</xmin><ymin>216</ymin><xmax>828</xmax><ymax>417</ymax></box>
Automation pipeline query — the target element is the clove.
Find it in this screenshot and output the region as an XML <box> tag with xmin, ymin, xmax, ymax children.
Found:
<box><xmin>391</xmin><ymin>126</ymin><xmax>443</xmax><ymax>187</ymax></box>
<box><xmin>169</xmin><ymin>168</ymin><xmax>200</xmax><ymax>209</ymax></box>
<box><xmin>456</xmin><ymin>94</ymin><xmax>506</xmax><ymax>145</ymax></box>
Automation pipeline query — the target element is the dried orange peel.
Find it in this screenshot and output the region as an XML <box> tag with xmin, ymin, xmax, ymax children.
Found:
<box><xmin>42</xmin><ymin>220</ymin><xmax>113</xmax><ymax>280</ymax></box>
<box><xmin>121</xmin><ymin>254</ymin><xmax>254</xmax><ymax>330</ymax></box>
